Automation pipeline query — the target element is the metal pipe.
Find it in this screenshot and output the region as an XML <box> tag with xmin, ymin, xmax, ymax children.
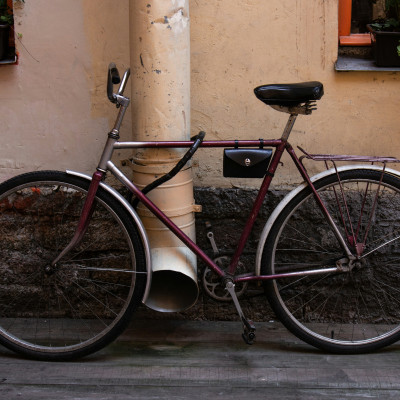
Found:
<box><xmin>129</xmin><ymin>0</ymin><xmax>198</xmax><ymax>312</ymax></box>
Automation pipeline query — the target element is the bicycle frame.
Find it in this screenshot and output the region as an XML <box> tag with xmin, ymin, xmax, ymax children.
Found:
<box><xmin>95</xmin><ymin>137</ymin><xmax>345</xmax><ymax>284</ymax></box>
<box><xmin>60</xmin><ymin>67</ymin><xmax>394</xmax><ymax>289</ymax></box>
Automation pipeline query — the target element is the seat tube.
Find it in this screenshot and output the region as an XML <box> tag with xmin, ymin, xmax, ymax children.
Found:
<box><xmin>228</xmin><ymin>141</ymin><xmax>286</xmax><ymax>275</ymax></box>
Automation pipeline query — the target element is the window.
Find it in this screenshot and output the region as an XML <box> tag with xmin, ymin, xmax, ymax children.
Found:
<box><xmin>336</xmin><ymin>0</ymin><xmax>400</xmax><ymax>70</ymax></box>
<box><xmin>338</xmin><ymin>0</ymin><xmax>372</xmax><ymax>45</ymax></box>
<box><xmin>0</xmin><ymin>0</ymin><xmax>21</xmax><ymax>64</ymax></box>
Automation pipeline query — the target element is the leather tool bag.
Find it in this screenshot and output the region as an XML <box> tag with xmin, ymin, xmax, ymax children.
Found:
<box><xmin>223</xmin><ymin>147</ymin><xmax>273</xmax><ymax>178</ymax></box>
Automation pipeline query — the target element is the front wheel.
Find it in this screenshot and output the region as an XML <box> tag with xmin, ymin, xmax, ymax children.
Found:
<box><xmin>0</xmin><ymin>171</ymin><xmax>148</xmax><ymax>360</ymax></box>
<box><xmin>262</xmin><ymin>168</ymin><xmax>400</xmax><ymax>353</ymax></box>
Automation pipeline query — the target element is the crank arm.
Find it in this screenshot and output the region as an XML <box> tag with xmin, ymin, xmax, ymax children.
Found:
<box><xmin>225</xmin><ymin>280</ymin><xmax>256</xmax><ymax>344</ymax></box>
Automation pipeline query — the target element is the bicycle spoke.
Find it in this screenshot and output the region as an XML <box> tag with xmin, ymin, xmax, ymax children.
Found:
<box><xmin>279</xmin><ymin>223</ymin><xmax>329</xmax><ymax>254</ymax></box>
<box><xmin>263</xmin><ymin>169</ymin><xmax>400</xmax><ymax>353</ymax></box>
<box><xmin>0</xmin><ymin>172</ymin><xmax>146</xmax><ymax>359</ymax></box>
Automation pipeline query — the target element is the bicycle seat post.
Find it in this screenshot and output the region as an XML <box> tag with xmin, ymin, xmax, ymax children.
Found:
<box><xmin>281</xmin><ymin>113</ymin><xmax>298</xmax><ymax>142</ymax></box>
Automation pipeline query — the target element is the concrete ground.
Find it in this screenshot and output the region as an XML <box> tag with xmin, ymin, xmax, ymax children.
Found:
<box><xmin>1</xmin><ymin>319</ymin><xmax>400</xmax><ymax>400</ymax></box>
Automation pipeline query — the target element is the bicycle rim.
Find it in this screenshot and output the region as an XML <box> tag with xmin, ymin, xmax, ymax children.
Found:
<box><xmin>262</xmin><ymin>169</ymin><xmax>400</xmax><ymax>353</ymax></box>
<box><xmin>0</xmin><ymin>171</ymin><xmax>147</xmax><ymax>360</ymax></box>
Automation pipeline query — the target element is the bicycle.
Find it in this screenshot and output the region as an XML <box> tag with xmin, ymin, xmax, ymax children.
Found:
<box><xmin>1</xmin><ymin>63</ymin><xmax>400</xmax><ymax>361</ymax></box>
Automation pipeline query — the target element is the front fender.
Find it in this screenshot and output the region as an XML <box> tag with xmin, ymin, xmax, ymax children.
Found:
<box><xmin>66</xmin><ymin>170</ymin><xmax>152</xmax><ymax>303</ymax></box>
<box><xmin>255</xmin><ymin>164</ymin><xmax>400</xmax><ymax>276</ymax></box>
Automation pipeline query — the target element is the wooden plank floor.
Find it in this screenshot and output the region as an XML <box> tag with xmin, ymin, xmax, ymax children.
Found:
<box><xmin>1</xmin><ymin>319</ymin><xmax>400</xmax><ymax>399</ymax></box>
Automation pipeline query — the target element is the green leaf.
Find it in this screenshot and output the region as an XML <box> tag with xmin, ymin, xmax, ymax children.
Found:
<box><xmin>371</xmin><ymin>23</ymin><xmax>384</xmax><ymax>30</ymax></box>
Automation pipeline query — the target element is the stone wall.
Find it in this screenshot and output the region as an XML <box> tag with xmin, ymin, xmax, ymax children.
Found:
<box><xmin>2</xmin><ymin>182</ymin><xmax>400</xmax><ymax>326</ymax></box>
<box><xmin>136</xmin><ymin>187</ymin><xmax>285</xmax><ymax>321</ymax></box>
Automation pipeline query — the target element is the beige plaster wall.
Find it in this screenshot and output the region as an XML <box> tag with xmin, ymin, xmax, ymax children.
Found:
<box><xmin>0</xmin><ymin>0</ymin><xmax>399</xmax><ymax>190</ymax></box>
<box><xmin>190</xmin><ymin>0</ymin><xmax>400</xmax><ymax>188</ymax></box>
<box><xmin>0</xmin><ymin>0</ymin><xmax>131</xmax><ymax>182</ymax></box>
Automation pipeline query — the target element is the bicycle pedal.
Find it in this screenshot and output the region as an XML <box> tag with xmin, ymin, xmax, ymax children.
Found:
<box><xmin>241</xmin><ymin>319</ymin><xmax>256</xmax><ymax>345</ymax></box>
<box><xmin>242</xmin><ymin>330</ymin><xmax>256</xmax><ymax>345</ymax></box>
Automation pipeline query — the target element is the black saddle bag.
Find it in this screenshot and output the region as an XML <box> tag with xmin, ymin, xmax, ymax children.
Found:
<box><xmin>223</xmin><ymin>148</ymin><xmax>273</xmax><ymax>178</ymax></box>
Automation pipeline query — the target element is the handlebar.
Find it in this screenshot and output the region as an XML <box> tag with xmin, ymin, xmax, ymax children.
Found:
<box><xmin>107</xmin><ymin>62</ymin><xmax>130</xmax><ymax>105</ymax></box>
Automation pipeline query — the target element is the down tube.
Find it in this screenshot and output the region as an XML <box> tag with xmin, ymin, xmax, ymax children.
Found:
<box><xmin>106</xmin><ymin>161</ymin><xmax>223</xmax><ymax>276</ymax></box>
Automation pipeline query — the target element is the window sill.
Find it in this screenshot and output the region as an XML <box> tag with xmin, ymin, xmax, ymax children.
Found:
<box><xmin>335</xmin><ymin>55</ymin><xmax>400</xmax><ymax>72</ymax></box>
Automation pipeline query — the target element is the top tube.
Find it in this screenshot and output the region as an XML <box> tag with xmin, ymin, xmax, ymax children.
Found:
<box><xmin>113</xmin><ymin>139</ymin><xmax>284</xmax><ymax>149</ymax></box>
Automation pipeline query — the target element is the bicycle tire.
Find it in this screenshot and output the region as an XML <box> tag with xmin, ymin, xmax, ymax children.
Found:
<box><xmin>0</xmin><ymin>171</ymin><xmax>148</xmax><ymax>360</ymax></box>
<box><xmin>262</xmin><ymin>168</ymin><xmax>400</xmax><ymax>353</ymax></box>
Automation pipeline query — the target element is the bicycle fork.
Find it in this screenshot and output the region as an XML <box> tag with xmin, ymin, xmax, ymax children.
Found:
<box><xmin>48</xmin><ymin>170</ymin><xmax>104</xmax><ymax>270</ymax></box>
<box><xmin>49</xmin><ymin>91</ymin><xmax>130</xmax><ymax>270</ymax></box>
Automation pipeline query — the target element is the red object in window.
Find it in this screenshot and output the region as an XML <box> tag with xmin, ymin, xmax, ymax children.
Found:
<box><xmin>338</xmin><ymin>0</ymin><xmax>371</xmax><ymax>46</ymax></box>
<box><xmin>338</xmin><ymin>0</ymin><xmax>352</xmax><ymax>37</ymax></box>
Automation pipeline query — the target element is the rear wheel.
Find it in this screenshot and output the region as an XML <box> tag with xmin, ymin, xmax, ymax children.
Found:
<box><xmin>262</xmin><ymin>169</ymin><xmax>400</xmax><ymax>353</ymax></box>
<box><xmin>0</xmin><ymin>171</ymin><xmax>147</xmax><ymax>360</ymax></box>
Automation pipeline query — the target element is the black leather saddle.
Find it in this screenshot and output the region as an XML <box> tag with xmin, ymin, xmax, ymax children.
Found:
<box><xmin>254</xmin><ymin>81</ymin><xmax>324</xmax><ymax>107</ymax></box>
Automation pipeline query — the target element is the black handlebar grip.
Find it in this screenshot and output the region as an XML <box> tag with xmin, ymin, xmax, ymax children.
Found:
<box><xmin>110</xmin><ymin>66</ymin><xmax>120</xmax><ymax>84</ymax></box>
<box><xmin>107</xmin><ymin>62</ymin><xmax>121</xmax><ymax>103</ymax></box>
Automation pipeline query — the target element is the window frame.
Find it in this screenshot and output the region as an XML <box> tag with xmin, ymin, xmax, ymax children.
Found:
<box><xmin>338</xmin><ymin>0</ymin><xmax>371</xmax><ymax>46</ymax></box>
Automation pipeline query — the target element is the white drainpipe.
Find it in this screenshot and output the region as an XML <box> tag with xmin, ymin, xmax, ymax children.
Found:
<box><xmin>129</xmin><ymin>0</ymin><xmax>199</xmax><ymax>312</ymax></box>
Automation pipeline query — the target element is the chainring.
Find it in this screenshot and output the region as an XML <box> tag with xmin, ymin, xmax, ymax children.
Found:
<box><xmin>202</xmin><ymin>256</ymin><xmax>248</xmax><ymax>301</ymax></box>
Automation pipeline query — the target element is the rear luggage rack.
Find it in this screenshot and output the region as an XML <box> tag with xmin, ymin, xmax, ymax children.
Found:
<box><xmin>298</xmin><ymin>146</ymin><xmax>400</xmax><ymax>165</ymax></box>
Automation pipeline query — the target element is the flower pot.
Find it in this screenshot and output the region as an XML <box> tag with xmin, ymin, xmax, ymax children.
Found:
<box><xmin>0</xmin><ymin>22</ymin><xmax>9</xmax><ymax>60</ymax></box>
<box><xmin>367</xmin><ymin>24</ymin><xmax>400</xmax><ymax>67</ymax></box>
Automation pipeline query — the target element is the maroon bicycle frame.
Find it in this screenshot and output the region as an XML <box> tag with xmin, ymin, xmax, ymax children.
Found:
<box><xmin>108</xmin><ymin>137</ymin><xmax>344</xmax><ymax>283</ymax></box>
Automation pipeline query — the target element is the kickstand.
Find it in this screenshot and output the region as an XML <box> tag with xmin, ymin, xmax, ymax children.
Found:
<box><xmin>225</xmin><ymin>280</ymin><xmax>256</xmax><ymax>344</ymax></box>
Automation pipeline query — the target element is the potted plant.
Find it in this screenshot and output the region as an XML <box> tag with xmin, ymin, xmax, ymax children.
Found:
<box><xmin>367</xmin><ymin>0</ymin><xmax>400</xmax><ymax>66</ymax></box>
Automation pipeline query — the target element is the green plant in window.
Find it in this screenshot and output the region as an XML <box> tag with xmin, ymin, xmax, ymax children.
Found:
<box><xmin>371</xmin><ymin>0</ymin><xmax>400</xmax><ymax>31</ymax></box>
<box><xmin>0</xmin><ymin>0</ymin><xmax>24</xmax><ymax>26</ymax></box>
<box><xmin>370</xmin><ymin>18</ymin><xmax>399</xmax><ymax>31</ymax></box>
<box><xmin>0</xmin><ymin>0</ymin><xmax>11</xmax><ymax>25</ymax></box>
<box><xmin>369</xmin><ymin>0</ymin><xmax>400</xmax><ymax>63</ymax></box>
<box><xmin>386</xmin><ymin>0</ymin><xmax>400</xmax><ymax>19</ymax></box>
